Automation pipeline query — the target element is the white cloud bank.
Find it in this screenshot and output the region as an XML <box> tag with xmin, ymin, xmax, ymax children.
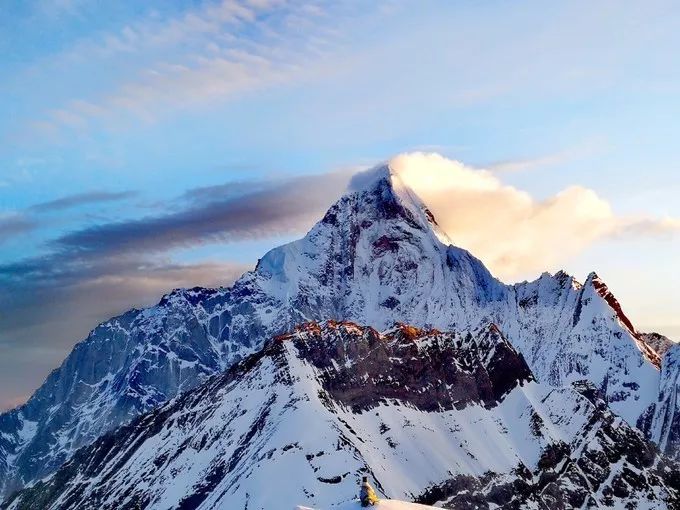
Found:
<box><xmin>388</xmin><ymin>153</ymin><xmax>679</xmax><ymax>279</ymax></box>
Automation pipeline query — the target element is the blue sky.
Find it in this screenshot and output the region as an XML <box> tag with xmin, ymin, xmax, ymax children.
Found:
<box><xmin>1</xmin><ymin>0</ymin><xmax>679</xmax><ymax>409</ymax></box>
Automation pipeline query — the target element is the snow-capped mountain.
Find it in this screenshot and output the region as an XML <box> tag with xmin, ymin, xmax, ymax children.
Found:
<box><xmin>0</xmin><ymin>156</ymin><xmax>676</xmax><ymax>499</ymax></box>
<box><xmin>4</xmin><ymin>322</ymin><xmax>679</xmax><ymax>510</ymax></box>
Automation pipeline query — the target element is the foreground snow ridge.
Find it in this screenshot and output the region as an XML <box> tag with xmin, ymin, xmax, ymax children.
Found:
<box><xmin>296</xmin><ymin>500</ymin><xmax>437</xmax><ymax>510</ymax></box>
<box><xmin>5</xmin><ymin>321</ymin><xmax>680</xmax><ymax>509</ymax></box>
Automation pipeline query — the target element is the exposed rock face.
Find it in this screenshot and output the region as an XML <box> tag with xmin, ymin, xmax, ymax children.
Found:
<box><xmin>641</xmin><ymin>332</ymin><xmax>676</xmax><ymax>359</ymax></box>
<box><xmin>0</xmin><ymin>162</ymin><xmax>674</xmax><ymax>498</ymax></box>
<box><xmin>4</xmin><ymin>323</ymin><xmax>679</xmax><ymax>510</ymax></box>
<box><xmin>279</xmin><ymin>321</ymin><xmax>534</xmax><ymax>412</ymax></box>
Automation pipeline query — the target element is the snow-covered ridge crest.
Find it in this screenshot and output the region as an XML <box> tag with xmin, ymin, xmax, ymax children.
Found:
<box><xmin>586</xmin><ymin>271</ymin><xmax>663</xmax><ymax>368</ymax></box>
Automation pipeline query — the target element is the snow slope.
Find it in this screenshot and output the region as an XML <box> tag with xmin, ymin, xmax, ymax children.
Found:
<box><xmin>4</xmin><ymin>322</ymin><xmax>679</xmax><ymax>510</ymax></box>
<box><xmin>300</xmin><ymin>500</ymin><xmax>438</xmax><ymax>510</ymax></box>
<box><xmin>0</xmin><ymin>156</ymin><xmax>676</xmax><ymax>498</ymax></box>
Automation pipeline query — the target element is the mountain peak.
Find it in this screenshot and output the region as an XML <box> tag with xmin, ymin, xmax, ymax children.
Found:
<box><xmin>344</xmin><ymin>154</ymin><xmax>454</xmax><ymax>245</ymax></box>
<box><xmin>583</xmin><ymin>271</ymin><xmax>666</xmax><ymax>369</ymax></box>
<box><xmin>346</xmin><ymin>152</ymin><xmax>447</xmax><ymax>191</ymax></box>
<box><xmin>585</xmin><ymin>271</ymin><xmax>637</xmax><ymax>335</ymax></box>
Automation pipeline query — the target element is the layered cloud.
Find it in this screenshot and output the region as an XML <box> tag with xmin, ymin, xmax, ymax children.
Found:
<box><xmin>10</xmin><ymin>152</ymin><xmax>671</xmax><ymax>310</ymax></box>
<box><xmin>388</xmin><ymin>153</ymin><xmax>680</xmax><ymax>279</ymax></box>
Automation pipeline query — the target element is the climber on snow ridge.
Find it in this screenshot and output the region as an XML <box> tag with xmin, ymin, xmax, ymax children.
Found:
<box><xmin>360</xmin><ymin>476</ymin><xmax>379</xmax><ymax>507</ymax></box>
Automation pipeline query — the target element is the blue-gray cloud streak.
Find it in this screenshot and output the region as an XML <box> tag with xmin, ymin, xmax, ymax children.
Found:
<box><xmin>0</xmin><ymin>215</ymin><xmax>36</xmax><ymax>244</ymax></box>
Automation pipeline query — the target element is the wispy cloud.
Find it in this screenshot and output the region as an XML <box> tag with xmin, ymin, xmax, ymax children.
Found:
<box><xmin>485</xmin><ymin>137</ymin><xmax>608</xmax><ymax>174</ymax></box>
<box><xmin>615</xmin><ymin>217</ymin><xmax>680</xmax><ymax>236</ymax></box>
<box><xmin>8</xmin><ymin>0</ymin><xmax>680</xmax><ymax>149</ymax></box>
<box><xmin>486</xmin><ymin>152</ymin><xmax>576</xmax><ymax>174</ymax></box>
<box><xmin>30</xmin><ymin>190</ymin><xmax>137</xmax><ymax>212</ymax></box>
<box><xmin>22</xmin><ymin>0</ymin><xmax>363</xmax><ymax>134</ymax></box>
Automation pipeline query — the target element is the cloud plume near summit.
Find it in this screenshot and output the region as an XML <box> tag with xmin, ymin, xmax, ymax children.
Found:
<box><xmin>387</xmin><ymin>153</ymin><xmax>680</xmax><ymax>279</ymax></box>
